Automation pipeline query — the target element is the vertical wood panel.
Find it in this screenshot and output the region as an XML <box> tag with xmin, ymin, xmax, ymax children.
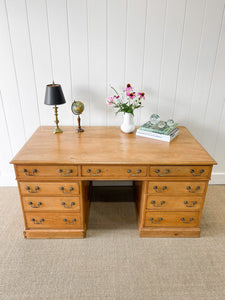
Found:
<box><xmin>107</xmin><ymin>0</ymin><xmax>127</xmax><ymax>126</ymax></box>
<box><xmin>214</xmin><ymin>102</ymin><xmax>225</xmax><ymax>173</ymax></box>
<box><xmin>188</xmin><ymin>0</ymin><xmax>225</xmax><ymax>141</ymax></box>
<box><xmin>6</xmin><ymin>0</ymin><xmax>40</xmax><ymax>138</ymax></box>
<box><xmin>125</xmin><ymin>0</ymin><xmax>147</xmax><ymax>125</ymax></box>
<box><xmin>141</xmin><ymin>0</ymin><xmax>167</xmax><ymax>122</ymax></box>
<box><xmin>46</xmin><ymin>0</ymin><xmax>73</xmax><ymax>125</ymax></box>
<box><xmin>26</xmin><ymin>0</ymin><xmax>53</xmax><ymax>125</ymax></box>
<box><xmin>67</xmin><ymin>0</ymin><xmax>89</xmax><ymax>126</ymax></box>
<box><xmin>0</xmin><ymin>0</ymin><xmax>26</xmax><ymax>154</ymax></box>
<box><xmin>173</xmin><ymin>0</ymin><xmax>206</xmax><ymax>125</ymax></box>
<box><xmin>157</xmin><ymin>0</ymin><xmax>187</xmax><ymax>121</ymax></box>
<box><xmin>87</xmin><ymin>0</ymin><xmax>107</xmax><ymax>125</ymax></box>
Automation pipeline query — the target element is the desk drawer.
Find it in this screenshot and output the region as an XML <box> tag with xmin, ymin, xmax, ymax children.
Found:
<box><xmin>146</xmin><ymin>196</ymin><xmax>203</xmax><ymax>211</ymax></box>
<box><xmin>22</xmin><ymin>196</ymin><xmax>80</xmax><ymax>212</ymax></box>
<box><xmin>144</xmin><ymin>212</ymin><xmax>200</xmax><ymax>227</ymax></box>
<box><xmin>16</xmin><ymin>165</ymin><xmax>78</xmax><ymax>179</ymax></box>
<box><xmin>81</xmin><ymin>165</ymin><xmax>147</xmax><ymax>178</ymax></box>
<box><xmin>25</xmin><ymin>212</ymin><xmax>81</xmax><ymax>229</ymax></box>
<box><xmin>148</xmin><ymin>182</ymin><xmax>206</xmax><ymax>196</ymax></box>
<box><xmin>150</xmin><ymin>166</ymin><xmax>211</xmax><ymax>178</ymax></box>
<box><xmin>19</xmin><ymin>182</ymin><xmax>80</xmax><ymax>196</ymax></box>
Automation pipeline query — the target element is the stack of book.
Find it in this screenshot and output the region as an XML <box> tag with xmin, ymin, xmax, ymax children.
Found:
<box><xmin>136</xmin><ymin>121</ymin><xmax>179</xmax><ymax>142</ymax></box>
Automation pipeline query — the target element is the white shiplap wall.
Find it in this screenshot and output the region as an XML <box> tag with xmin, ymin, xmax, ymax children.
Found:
<box><xmin>0</xmin><ymin>0</ymin><xmax>225</xmax><ymax>186</ymax></box>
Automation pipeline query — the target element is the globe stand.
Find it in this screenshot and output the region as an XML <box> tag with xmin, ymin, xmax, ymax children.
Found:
<box><xmin>76</xmin><ymin>115</ymin><xmax>84</xmax><ymax>132</ymax></box>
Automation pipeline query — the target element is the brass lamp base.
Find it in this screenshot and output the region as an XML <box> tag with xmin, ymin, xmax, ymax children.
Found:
<box><xmin>53</xmin><ymin>127</ymin><xmax>63</xmax><ymax>134</ymax></box>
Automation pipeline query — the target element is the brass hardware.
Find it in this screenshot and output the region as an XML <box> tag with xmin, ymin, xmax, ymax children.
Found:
<box><xmin>184</xmin><ymin>201</ymin><xmax>197</xmax><ymax>207</ymax></box>
<box><xmin>28</xmin><ymin>201</ymin><xmax>42</xmax><ymax>208</ymax></box>
<box><xmin>153</xmin><ymin>186</ymin><xmax>167</xmax><ymax>193</ymax></box>
<box><xmin>137</xmin><ymin>169</ymin><xmax>142</xmax><ymax>174</ymax></box>
<box><xmin>181</xmin><ymin>217</ymin><xmax>194</xmax><ymax>224</ymax></box>
<box><xmin>31</xmin><ymin>218</ymin><xmax>44</xmax><ymax>224</ymax></box>
<box><xmin>190</xmin><ymin>169</ymin><xmax>205</xmax><ymax>176</ymax></box>
<box><xmin>127</xmin><ymin>169</ymin><xmax>132</xmax><ymax>173</ymax></box>
<box><xmin>60</xmin><ymin>187</ymin><xmax>74</xmax><ymax>194</ymax></box>
<box><xmin>151</xmin><ymin>200</ymin><xmax>165</xmax><ymax>207</ymax></box>
<box><xmin>22</xmin><ymin>168</ymin><xmax>37</xmax><ymax>176</ymax></box>
<box><xmin>86</xmin><ymin>169</ymin><xmax>101</xmax><ymax>176</ymax></box>
<box><xmin>61</xmin><ymin>201</ymin><xmax>75</xmax><ymax>208</ymax></box>
<box><xmin>154</xmin><ymin>169</ymin><xmax>170</xmax><ymax>176</ymax></box>
<box><xmin>58</xmin><ymin>169</ymin><xmax>73</xmax><ymax>176</ymax></box>
<box><xmin>128</xmin><ymin>169</ymin><xmax>142</xmax><ymax>176</ymax></box>
<box><xmin>26</xmin><ymin>186</ymin><xmax>40</xmax><ymax>193</ymax></box>
<box><xmin>186</xmin><ymin>186</ymin><xmax>200</xmax><ymax>193</ymax></box>
<box><xmin>63</xmin><ymin>218</ymin><xmax>76</xmax><ymax>224</ymax></box>
<box><xmin>149</xmin><ymin>217</ymin><xmax>163</xmax><ymax>224</ymax></box>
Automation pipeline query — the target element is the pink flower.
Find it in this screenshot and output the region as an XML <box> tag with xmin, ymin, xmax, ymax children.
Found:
<box><xmin>128</xmin><ymin>92</ymin><xmax>136</xmax><ymax>99</ymax></box>
<box><xmin>125</xmin><ymin>83</ymin><xmax>133</xmax><ymax>95</ymax></box>
<box><xmin>138</xmin><ymin>92</ymin><xmax>145</xmax><ymax>99</ymax></box>
<box><xmin>106</xmin><ymin>96</ymin><xmax>114</xmax><ymax>105</ymax></box>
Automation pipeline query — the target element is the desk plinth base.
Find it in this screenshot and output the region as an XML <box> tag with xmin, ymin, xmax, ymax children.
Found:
<box><xmin>23</xmin><ymin>229</ymin><xmax>86</xmax><ymax>239</ymax></box>
<box><xmin>139</xmin><ymin>227</ymin><xmax>200</xmax><ymax>238</ymax></box>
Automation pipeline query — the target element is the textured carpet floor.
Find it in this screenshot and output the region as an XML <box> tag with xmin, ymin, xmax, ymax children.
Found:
<box><xmin>0</xmin><ymin>186</ymin><xmax>225</xmax><ymax>300</ymax></box>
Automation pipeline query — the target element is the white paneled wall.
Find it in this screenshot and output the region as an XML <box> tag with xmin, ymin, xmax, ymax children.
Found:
<box><xmin>0</xmin><ymin>0</ymin><xmax>225</xmax><ymax>186</ymax></box>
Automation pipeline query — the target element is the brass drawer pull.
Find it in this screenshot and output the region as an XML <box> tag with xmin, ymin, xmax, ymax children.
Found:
<box><xmin>186</xmin><ymin>186</ymin><xmax>200</xmax><ymax>193</ymax></box>
<box><xmin>184</xmin><ymin>201</ymin><xmax>197</xmax><ymax>207</ymax></box>
<box><xmin>26</xmin><ymin>186</ymin><xmax>40</xmax><ymax>193</ymax></box>
<box><xmin>58</xmin><ymin>169</ymin><xmax>73</xmax><ymax>176</ymax></box>
<box><xmin>190</xmin><ymin>169</ymin><xmax>205</xmax><ymax>176</ymax></box>
<box><xmin>154</xmin><ymin>169</ymin><xmax>170</xmax><ymax>176</ymax></box>
<box><xmin>149</xmin><ymin>217</ymin><xmax>163</xmax><ymax>224</ymax></box>
<box><xmin>151</xmin><ymin>200</ymin><xmax>165</xmax><ymax>207</ymax></box>
<box><xmin>61</xmin><ymin>201</ymin><xmax>75</xmax><ymax>208</ymax></box>
<box><xmin>127</xmin><ymin>169</ymin><xmax>142</xmax><ymax>176</ymax></box>
<box><xmin>28</xmin><ymin>201</ymin><xmax>42</xmax><ymax>208</ymax></box>
<box><xmin>31</xmin><ymin>218</ymin><xmax>44</xmax><ymax>224</ymax></box>
<box><xmin>181</xmin><ymin>217</ymin><xmax>194</xmax><ymax>224</ymax></box>
<box><xmin>153</xmin><ymin>186</ymin><xmax>167</xmax><ymax>193</ymax></box>
<box><xmin>60</xmin><ymin>187</ymin><xmax>74</xmax><ymax>194</ymax></box>
<box><xmin>63</xmin><ymin>218</ymin><xmax>76</xmax><ymax>224</ymax></box>
<box><xmin>23</xmin><ymin>168</ymin><xmax>37</xmax><ymax>176</ymax></box>
<box><xmin>86</xmin><ymin>169</ymin><xmax>101</xmax><ymax>176</ymax></box>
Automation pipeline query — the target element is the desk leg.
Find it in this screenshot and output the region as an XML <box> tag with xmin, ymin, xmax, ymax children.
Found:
<box><xmin>80</xmin><ymin>181</ymin><xmax>91</xmax><ymax>237</ymax></box>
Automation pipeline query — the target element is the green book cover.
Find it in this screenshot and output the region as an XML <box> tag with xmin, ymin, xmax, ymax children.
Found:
<box><xmin>140</xmin><ymin>121</ymin><xmax>178</xmax><ymax>135</ymax></box>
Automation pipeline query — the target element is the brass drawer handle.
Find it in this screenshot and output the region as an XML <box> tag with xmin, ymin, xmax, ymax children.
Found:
<box><xmin>154</xmin><ymin>169</ymin><xmax>170</xmax><ymax>176</ymax></box>
<box><xmin>184</xmin><ymin>201</ymin><xmax>197</xmax><ymax>207</ymax></box>
<box><xmin>153</xmin><ymin>186</ymin><xmax>167</xmax><ymax>193</ymax></box>
<box><xmin>149</xmin><ymin>217</ymin><xmax>163</xmax><ymax>224</ymax></box>
<box><xmin>58</xmin><ymin>169</ymin><xmax>73</xmax><ymax>176</ymax></box>
<box><xmin>60</xmin><ymin>187</ymin><xmax>74</xmax><ymax>194</ymax></box>
<box><xmin>63</xmin><ymin>218</ymin><xmax>76</xmax><ymax>224</ymax></box>
<box><xmin>181</xmin><ymin>217</ymin><xmax>194</xmax><ymax>224</ymax></box>
<box><xmin>86</xmin><ymin>169</ymin><xmax>101</xmax><ymax>176</ymax></box>
<box><xmin>31</xmin><ymin>218</ymin><xmax>44</xmax><ymax>224</ymax></box>
<box><xmin>151</xmin><ymin>200</ymin><xmax>165</xmax><ymax>207</ymax></box>
<box><xmin>26</xmin><ymin>186</ymin><xmax>40</xmax><ymax>193</ymax></box>
<box><xmin>28</xmin><ymin>201</ymin><xmax>42</xmax><ymax>208</ymax></box>
<box><xmin>186</xmin><ymin>186</ymin><xmax>200</xmax><ymax>193</ymax></box>
<box><xmin>61</xmin><ymin>201</ymin><xmax>75</xmax><ymax>208</ymax></box>
<box><xmin>190</xmin><ymin>169</ymin><xmax>205</xmax><ymax>176</ymax></box>
<box><xmin>127</xmin><ymin>169</ymin><xmax>142</xmax><ymax>176</ymax></box>
<box><xmin>23</xmin><ymin>168</ymin><xmax>37</xmax><ymax>176</ymax></box>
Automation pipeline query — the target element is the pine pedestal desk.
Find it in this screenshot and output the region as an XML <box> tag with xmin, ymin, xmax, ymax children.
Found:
<box><xmin>11</xmin><ymin>126</ymin><xmax>216</xmax><ymax>239</ymax></box>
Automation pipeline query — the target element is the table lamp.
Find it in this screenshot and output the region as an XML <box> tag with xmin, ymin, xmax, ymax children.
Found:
<box><xmin>44</xmin><ymin>82</ymin><xmax>66</xmax><ymax>134</ymax></box>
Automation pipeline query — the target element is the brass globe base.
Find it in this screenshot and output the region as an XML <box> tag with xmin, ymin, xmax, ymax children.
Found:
<box><xmin>76</xmin><ymin>127</ymin><xmax>84</xmax><ymax>133</ymax></box>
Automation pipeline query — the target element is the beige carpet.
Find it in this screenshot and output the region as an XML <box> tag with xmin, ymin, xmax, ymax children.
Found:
<box><xmin>0</xmin><ymin>186</ymin><xmax>225</xmax><ymax>300</ymax></box>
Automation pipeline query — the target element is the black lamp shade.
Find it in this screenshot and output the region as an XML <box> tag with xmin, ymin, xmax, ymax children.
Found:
<box><xmin>44</xmin><ymin>83</ymin><xmax>66</xmax><ymax>105</ymax></box>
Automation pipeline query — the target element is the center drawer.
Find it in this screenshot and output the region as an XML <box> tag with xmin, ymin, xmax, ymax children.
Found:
<box><xmin>81</xmin><ymin>165</ymin><xmax>147</xmax><ymax>177</ymax></box>
<box><xmin>22</xmin><ymin>196</ymin><xmax>80</xmax><ymax>212</ymax></box>
<box><xmin>25</xmin><ymin>212</ymin><xmax>81</xmax><ymax>229</ymax></box>
<box><xmin>19</xmin><ymin>182</ymin><xmax>80</xmax><ymax>196</ymax></box>
<box><xmin>148</xmin><ymin>182</ymin><xmax>206</xmax><ymax>196</ymax></box>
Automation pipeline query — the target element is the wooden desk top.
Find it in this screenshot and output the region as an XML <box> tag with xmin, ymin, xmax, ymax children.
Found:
<box><xmin>11</xmin><ymin>126</ymin><xmax>216</xmax><ymax>165</ymax></box>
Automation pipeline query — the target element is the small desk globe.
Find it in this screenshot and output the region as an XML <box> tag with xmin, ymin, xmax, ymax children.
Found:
<box><xmin>71</xmin><ymin>100</ymin><xmax>85</xmax><ymax>132</ymax></box>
